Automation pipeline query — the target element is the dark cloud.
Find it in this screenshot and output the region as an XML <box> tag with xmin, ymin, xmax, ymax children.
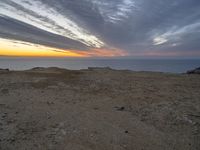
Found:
<box><xmin>0</xmin><ymin>16</ymin><xmax>88</xmax><ymax>50</ymax></box>
<box><xmin>0</xmin><ymin>0</ymin><xmax>200</xmax><ymax>56</ymax></box>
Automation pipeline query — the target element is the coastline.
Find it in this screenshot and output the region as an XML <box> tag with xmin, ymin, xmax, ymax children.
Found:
<box><xmin>1</xmin><ymin>57</ymin><xmax>200</xmax><ymax>73</ymax></box>
<box><xmin>0</xmin><ymin>67</ymin><xmax>200</xmax><ymax>150</ymax></box>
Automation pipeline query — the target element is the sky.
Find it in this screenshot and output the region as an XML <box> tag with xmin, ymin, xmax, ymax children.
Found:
<box><xmin>0</xmin><ymin>0</ymin><xmax>200</xmax><ymax>57</ymax></box>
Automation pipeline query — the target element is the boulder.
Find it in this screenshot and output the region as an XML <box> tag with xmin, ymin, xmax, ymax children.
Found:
<box><xmin>187</xmin><ymin>67</ymin><xmax>200</xmax><ymax>74</ymax></box>
<box><xmin>30</xmin><ymin>67</ymin><xmax>45</xmax><ymax>71</ymax></box>
<box><xmin>29</xmin><ymin>67</ymin><xmax>68</xmax><ymax>73</ymax></box>
<box><xmin>88</xmin><ymin>67</ymin><xmax>112</xmax><ymax>71</ymax></box>
<box><xmin>0</xmin><ymin>68</ymin><xmax>9</xmax><ymax>72</ymax></box>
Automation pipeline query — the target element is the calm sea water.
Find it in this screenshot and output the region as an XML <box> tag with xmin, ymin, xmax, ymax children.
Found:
<box><xmin>0</xmin><ymin>57</ymin><xmax>200</xmax><ymax>73</ymax></box>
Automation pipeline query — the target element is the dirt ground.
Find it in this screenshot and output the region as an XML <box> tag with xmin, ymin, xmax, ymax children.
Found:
<box><xmin>0</xmin><ymin>67</ymin><xmax>200</xmax><ymax>150</ymax></box>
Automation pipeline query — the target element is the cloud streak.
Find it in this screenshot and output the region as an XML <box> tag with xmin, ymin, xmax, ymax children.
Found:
<box><xmin>0</xmin><ymin>0</ymin><xmax>104</xmax><ymax>48</ymax></box>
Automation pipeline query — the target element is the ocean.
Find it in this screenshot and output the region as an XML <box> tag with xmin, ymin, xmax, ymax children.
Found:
<box><xmin>0</xmin><ymin>57</ymin><xmax>200</xmax><ymax>73</ymax></box>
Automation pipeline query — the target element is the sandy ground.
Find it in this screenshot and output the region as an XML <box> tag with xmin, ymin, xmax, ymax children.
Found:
<box><xmin>0</xmin><ymin>67</ymin><xmax>200</xmax><ymax>150</ymax></box>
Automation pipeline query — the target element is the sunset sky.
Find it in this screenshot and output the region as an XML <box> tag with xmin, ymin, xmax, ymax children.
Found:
<box><xmin>0</xmin><ymin>0</ymin><xmax>200</xmax><ymax>57</ymax></box>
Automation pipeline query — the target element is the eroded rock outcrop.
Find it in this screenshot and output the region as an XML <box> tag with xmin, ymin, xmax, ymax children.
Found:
<box><xmin>187</xmin><ymin>67</ymin><xmax>200</xmax><ymax>74</ymax></box>
<box><xmin>0</xmin><ymin>68</ymin><xmax>9</xmax><ymax>72</ymax></box>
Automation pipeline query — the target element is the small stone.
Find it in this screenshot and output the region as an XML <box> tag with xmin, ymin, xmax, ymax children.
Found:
<box><xmin>47</xmin><ymin>101</ymin><xmax>54</xmax><ymax>105</ymax></box>
<box><xmin>115</xmin><ymin>106</ymin><xmax>125</xmax><ymax>111</ymax></box>
<box><xmin>125</xmin><ymin>130</ymin><xmax>128</xmax><ymax>134</ymax></box>
<box><xmin>93</xmin><ymin>107</ymin><xmax>99</xmax><ymax>110</ymax></box>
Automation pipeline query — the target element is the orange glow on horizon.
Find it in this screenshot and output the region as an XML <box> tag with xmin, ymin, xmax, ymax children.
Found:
<box><xmin>0</xmin><ymin>48</ymin><xmax>85</xmax><ymax>57</ymax></box>
<box><xmin>0</xmin><ymin>38</ymin><xmax>86</xmax><ymax>57</ymax></box>
<box><xmin>0</xmin><ymin>38</ymin><xmax>127</xmax><ymax>57</ymax></box>
<box><xmin>77</xmin><ymin>48</ymin><xmax>128</xmax><ymax>57</ymax></box>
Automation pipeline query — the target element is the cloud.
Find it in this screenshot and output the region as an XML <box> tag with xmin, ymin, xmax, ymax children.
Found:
<box><xmin>153</xmin><ymin>37</ymin><xmax>168</xmax><ymax>45</ymax></box>
<box><xmin>0</xmin><ymin>0</ymin><xmax>104</xmax><ymax>48</ymax></box>
<box><xmin>92</xmin><ymin>0</ymin><xmax>137</xmax><ymax>23</ymax></box>
<box><xmin>0</xmin><ymin>15</ymin><xmax>89</xmax><ymax>50</ymax></box>
<box><xmin>152</xmin><ymin>22</ymin><xmax>200</xmax><ymax>46</ymax></box>
<box><xmin>0</xmin><ymin>0</ymin><xmax>200</xmax><ymax>57</ymax></box>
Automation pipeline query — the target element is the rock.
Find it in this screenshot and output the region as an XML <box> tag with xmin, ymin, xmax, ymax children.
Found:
<box><xmin>115</xmin><ymin>106</ymin><xmax>125</xmax><ymax>111</ymax></box>
<box><xmin>29</xmin><ymin>67</ymin><xmax>68</xmax><ymax>73</ymax></box>
<box><xmin>125</xmin><ymin>130</ymin><xmax>129</xmax><ymax>134</ymax></box>
<box><xmin>30</xmin><ymin>67</ymin><xmax>45</xmax><ymax>71</ymax></box>
<box><xmin>0</xmin><ymin>68</ymin><xmax>9</xmax><ymax>72</ymax></box>
<box><xmin>88</xmin><ymin>67</ymin><xmax>112</xmax><ymax>71</ymax></box>
<box><xmin>47</xmin><ymin>101</ymin><xmax>55</xmax><ymax>105</ymax></box>
<box><xmin>187</xmin><ymin>67</ymin><xmax>200</xmax><ymax>74</ymax></box>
